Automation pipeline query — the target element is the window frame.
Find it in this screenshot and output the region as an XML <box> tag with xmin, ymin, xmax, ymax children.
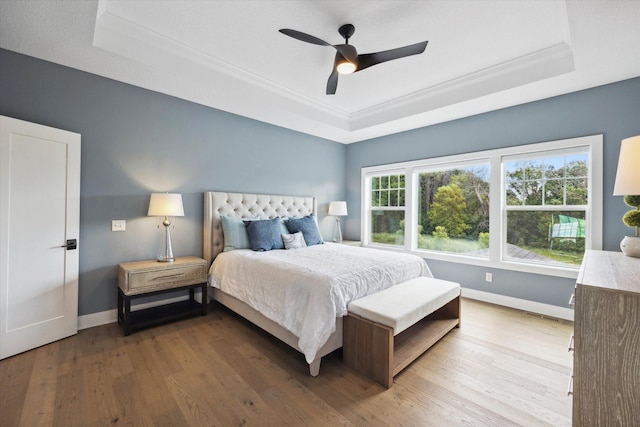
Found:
<box><xmin>363</xmin><ymin>168</ymin><xmax>408</xmax><ymax>247</ymax></box>
<box><xmin>361</xmin><ymin>135</ymin><xmax>603</xmax><ymax>278</ymax></box>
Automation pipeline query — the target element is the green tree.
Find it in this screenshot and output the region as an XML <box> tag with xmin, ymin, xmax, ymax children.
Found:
<box><xmin>418</xmin><ymin>168</ymin><xmax>489</xmax><ymax>238</ymax></box>
<box><xmin>506</xmin><ymin>162</ymin><xmax>544</xmax><ymax>206</ymax></box>
<box><xmin>450</xmin><ymin>167</ymin><xmax>490</xmax><ymax>236</ymax></box>
<box><xmin>419</xmin><ymin>170</ymin><xmax>452</xmax><ymax>234</ymax></box>
<box><xmin>432</xmin><ymin>226</ymin><xmax>449</xmax><ymax>250</ymax></box>
<box><xmin>478</xmin><ymin>232</ymin><xmax>490</xmax><ymax>249</ymax></box>
<box><xmin>429</xmin><ymin>184</ymin><xmax>469</xmax><ymax>238</ymax></box>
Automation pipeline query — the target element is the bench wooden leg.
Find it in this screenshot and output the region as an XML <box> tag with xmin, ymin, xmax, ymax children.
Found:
<box><xmin>433</xmin><ymin>295</ymin><xmax>461</xmax><ymax>328</ymax></box>
<box><xmin>343</xmin><ymin>315</ymin><xmax>394</xmax><ymax>388</ymax></box>
<box><xmin>344</xmin><ymin>295</ymin><xmax>461</xmax><ymax>388</ymax></box>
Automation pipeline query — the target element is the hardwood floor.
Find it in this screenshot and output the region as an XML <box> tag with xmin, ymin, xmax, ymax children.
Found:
<box><xmin>0</xmin><ymin>298</ymin><xmax>573</xmax><ymax>426</ymax></box>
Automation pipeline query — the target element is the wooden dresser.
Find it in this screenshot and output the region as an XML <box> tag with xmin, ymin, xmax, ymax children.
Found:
<box><xmin>572</xmin><ymin>250</ymin><xmax>640</xmax><ymax>426</ymax></box>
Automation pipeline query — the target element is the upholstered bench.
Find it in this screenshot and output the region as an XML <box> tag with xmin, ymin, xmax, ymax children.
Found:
<box><xmin>343</xmin><ymin>277</ymin><xmax>461</xmax><ymax>387</ymax></box>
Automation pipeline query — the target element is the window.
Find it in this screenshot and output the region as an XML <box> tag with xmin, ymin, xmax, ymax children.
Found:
<box><xmin>362</xmin><ymin>135</ymin><xmax>602</xmax><ymax>277</ymax></box>
<box><xmin>504</xmin><ymin>151</ymin><xmax>589</xmax><ymax>266</ymax></box>
<box><xmin>416</xmin><ymin>163</ymin><xmax>490</xmax><ymax>256</ymax></box>
<box><xmin>369</xmin><ymin>173</ymin><xmax>405</xmax><ymax>246</ymax></box>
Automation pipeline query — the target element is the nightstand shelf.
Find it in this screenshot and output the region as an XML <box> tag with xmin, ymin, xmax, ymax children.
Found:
<box><xmin>117</xmin><ymin>256</ymin><xmax>208</xmax><ymax>335</ymax></box>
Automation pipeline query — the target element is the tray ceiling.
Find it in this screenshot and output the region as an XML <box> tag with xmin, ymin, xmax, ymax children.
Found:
<box><xmin>1</xmin><ymin>1</ymin><xmax>639</xmax><ymax>143</ymax></box>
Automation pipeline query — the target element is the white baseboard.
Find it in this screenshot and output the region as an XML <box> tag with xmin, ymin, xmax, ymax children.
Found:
<box><xmin>79</xmin><ymin>288</ymin><xmax>573</xmax><ymax>330</ymax></box>
<box><xmin>461</xmin><ymin>288</ymin><xmax>574</xmax><ymax>321</ymax></box>
<box><xmin>78</xmin><ymin>294</ymin><xmax>196</xmax><ymax>330</ymax></box>
<box><xmin>78</xmin><ymin>308</ymin><xmax>117</xmax><ymax>330</ymax></box>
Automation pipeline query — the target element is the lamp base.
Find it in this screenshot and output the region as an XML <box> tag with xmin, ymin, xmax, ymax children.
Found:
<box><xmin>333</xmin><ymin>217</ymin><xmax>343</xmax><ymax>243</ymax></box>
<box><xmin>620</xmin><ymin>236</ymin><xmax>640</xmax><ymax>257</ymax></box>
<box><xmin>157</xmin><ymin>221</ymin><xmax>176</xmax><ymax>262</ymax></box>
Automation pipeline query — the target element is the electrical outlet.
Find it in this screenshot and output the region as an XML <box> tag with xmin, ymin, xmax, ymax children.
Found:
<box><xmin>112</xmin><ymin>220</ymin><xmax>126</xmax><ymax>231</ymax></box>
<box><xmin>485</xmin><ymin>272</ymin><xmax>493</xmax><ymax>282</ymax></box>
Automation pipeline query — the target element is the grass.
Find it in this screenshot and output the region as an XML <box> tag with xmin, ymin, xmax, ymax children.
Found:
<box><xmin>372</xmin><ymin>233</ymin><xmax>583</xmax><ymax>266</ymax></box>
<box><xmin>520</xmin><ymin>246</ymin><xmax>584</xmax><ymax>265</ymax></box>
<box><xmin>372</xmin><ymin>233</ymin><xmax>486</xmax><ymax>254</ymax></box>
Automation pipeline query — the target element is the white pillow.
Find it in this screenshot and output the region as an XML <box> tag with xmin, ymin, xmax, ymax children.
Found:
<box><xmin>282</xmin><ymin>231</ymin><xmax>307</xmax><ymax>250</ymax></box>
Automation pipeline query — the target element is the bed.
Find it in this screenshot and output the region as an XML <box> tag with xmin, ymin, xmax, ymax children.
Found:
<box><xmin>203</xmin><ymin>191</ymin><xmax>431</xmax><ymax>376</ymax></box>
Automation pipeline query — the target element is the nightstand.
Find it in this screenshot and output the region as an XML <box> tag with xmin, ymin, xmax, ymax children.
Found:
<box><xmin>117</xmin><ymin>256</ymin><xmax>208</xmax><ymax>335</ymax></box>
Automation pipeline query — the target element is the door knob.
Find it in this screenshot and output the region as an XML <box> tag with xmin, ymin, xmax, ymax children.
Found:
<box><xmin>60</xmin><ymin>239</ymin><xmax>77</xmax><ymax>250</ymax></box>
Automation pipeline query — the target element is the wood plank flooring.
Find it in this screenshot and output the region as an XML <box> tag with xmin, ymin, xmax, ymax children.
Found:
<box><xmin>0</xmin><ymin>299</ymin><xmax>573</xmax><ymax>426</ymax></box>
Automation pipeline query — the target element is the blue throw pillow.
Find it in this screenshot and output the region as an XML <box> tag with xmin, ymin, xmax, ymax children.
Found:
<box><xmin>221</xmin><ymin>216</ymin><xmax>252</xmax><ymax>252</ymax></box>
<box><xmin>244</xmin><ymin>217</ymin><xmax>285</xmax><ymax>251</ymax></box>
<box><xmin>285</xmin><ymin>215</ymin><xmax>324</xmax><ymax>246</ymax></box>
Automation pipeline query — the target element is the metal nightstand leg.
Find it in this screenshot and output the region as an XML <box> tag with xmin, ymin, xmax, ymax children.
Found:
<box><xmin>201</xmin><ymin>283</ymin><xmax>208</xmax><ymax>316</ymax></box>
<box><xmin>123</xmin><ymin>293</ymin><xmax>132</xmax><ymax>336</ymax></box>
<box><xmin>117</xmin><ymin>290</ymin><xmax>123</xmax><ymax>324</ymax></box>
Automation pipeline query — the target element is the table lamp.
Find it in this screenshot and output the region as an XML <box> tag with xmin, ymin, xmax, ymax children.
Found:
<box><xmin>613</xmin><ymin>135</ymin><xmax>640</xmax><ymax>257</ymax></box>
<box><xmin>328</xmin><ymin>201</ymin><xmax>348</xmax><ymax>243</ymax></box>
<box><xmin>148</xmin><ymin>193</ymin><xmax>184</xmax><ymax>262</ymax></box>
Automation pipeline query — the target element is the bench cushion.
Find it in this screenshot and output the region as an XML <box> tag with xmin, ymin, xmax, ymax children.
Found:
<box><xmin>348</xmin><ymin>277</ymin><xmax>460</xmax><ymax>335</ymax></box>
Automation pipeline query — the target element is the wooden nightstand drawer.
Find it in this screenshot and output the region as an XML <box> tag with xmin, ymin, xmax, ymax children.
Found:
<box><xmin>118</xmin><ymin>256</ymin><xmax>207</xmax><ymax>296</ymax></box>
<box><xmin>117</xmin><ymin>256</ymin><xmax>209</xmax><ymax>335</ymax></box>
<box><xmin>124</xmin><ymin>263</ymin><xmax>205</xmax><ymax>293</ymax></box>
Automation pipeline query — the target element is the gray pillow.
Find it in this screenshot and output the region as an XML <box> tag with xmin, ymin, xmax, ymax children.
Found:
<box><xmin>282</xmin><ymin>231</ymin><xmax>307</xmax><ymax>250</ymax></box>
<box><xmin>285</xmin><ymin>215</ymin><xmax>324</xmax><ymax>246</ymax></box>
<box><xmin>244</xmin><ymin>217</ymin><xmax>285</xmax><ymax>251</ymax></box>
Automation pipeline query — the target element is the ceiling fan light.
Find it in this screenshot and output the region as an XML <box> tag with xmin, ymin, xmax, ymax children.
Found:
<box><xmin>337</xmin><ymin>61</ymin><xmax>356</xmax><ymax>75</ymax></box>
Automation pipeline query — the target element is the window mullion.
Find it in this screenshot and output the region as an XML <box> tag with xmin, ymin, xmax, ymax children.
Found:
<box><xmin>505</xmin><ymin>205</ymin><xmax>589</xmax><ymax>211</ymax></box>
<box><xmin>589</xmin><ymin>140</ymin><xmax>603</xmax><ymax>250</ymax></box>
<box><xmin>361</xmin><ymin>169</ymin><xmax>370</xmax><ymax>245</ymax></box>
<box><xmin>405</xmin><ymin>167</ymin><xmax>416</xmax><ymax>251</ymax></box>
<box><xmin>489</xmin><ymin>155</ymin><xmax>502</xmax><ymax>262</ymax></box>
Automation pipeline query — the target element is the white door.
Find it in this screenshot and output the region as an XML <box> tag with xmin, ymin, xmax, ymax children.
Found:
<box><xmin>0</xmin><ymin>116</ymin><xmax>81</xmax><ymax>359</ymax></box>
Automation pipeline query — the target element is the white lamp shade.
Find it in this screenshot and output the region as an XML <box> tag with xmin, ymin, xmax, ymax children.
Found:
<box><xmin>328</xmin><ymin>201</ymin><xmax>348</xmax><ymax>216</ymax></box>
<box><xmin>613</xmin><ymin>135</ymin><xmax>640</xmax><ymax>196</ymax></box>
<box><xmin>148</xmin><ymin>193</ymin><xmax>184</xmax><ymax>217</ymax></box>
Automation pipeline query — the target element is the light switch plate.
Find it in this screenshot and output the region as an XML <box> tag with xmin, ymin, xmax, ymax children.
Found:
<box><xmin>112</xmin><ymin>220</ymin><xmax>126</xmax><ymax>231</ymax></box>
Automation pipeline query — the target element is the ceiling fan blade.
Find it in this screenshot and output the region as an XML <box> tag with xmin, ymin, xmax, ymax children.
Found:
<box><xmin>356</xmin><ymin>40</ymin><xmax>428</xmax><ymax>72</ymax></box>
<box><xmin>326</xmin><ymin>70</ymin><xmax>338</xmax><ymax>95</ymax></box>
<box><xmin>326</xmin><ymin>53</ymin><xmax>342</xmax><ymax>95</ymax></box>
<box><xmin>279</xmin><ymin>29</ymin><xmax>332</xmax><ymax>47</ymax></box>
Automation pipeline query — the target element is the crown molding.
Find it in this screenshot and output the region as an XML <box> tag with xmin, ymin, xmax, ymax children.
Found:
<box><xmin>349</xmin><ymin>43</ymin><xmax>575</xmax><ymax>131</ymax></box>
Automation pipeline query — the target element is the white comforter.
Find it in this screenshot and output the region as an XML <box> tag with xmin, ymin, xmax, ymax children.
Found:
<box><xmin>208</xmin><ymin>243</ymin><xmax>431</xmax><ymax>363</ymax></box>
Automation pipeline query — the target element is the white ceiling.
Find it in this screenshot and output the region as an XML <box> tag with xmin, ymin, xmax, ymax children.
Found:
<box><xmin>1</xmin><ymin>1</ymin><xmax>639</xmax><ymax>143</ymax></box>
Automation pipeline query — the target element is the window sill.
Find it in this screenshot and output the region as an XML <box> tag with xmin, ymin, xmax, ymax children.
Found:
<box><xmin>363</xmin><ymin>243</ymin><xmax>580</xmax><ymax>279</ymax></box>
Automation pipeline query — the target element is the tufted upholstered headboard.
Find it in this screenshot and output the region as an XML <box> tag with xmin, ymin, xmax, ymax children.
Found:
<box><xmin>203</xmin><ymin>191</ymin><xmax>317</xmax><ymax>267</ymax></box>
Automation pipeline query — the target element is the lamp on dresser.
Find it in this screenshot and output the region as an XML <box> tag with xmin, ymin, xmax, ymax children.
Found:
<box><xmin>328</xmin><ymin>201</ymin><xmax>348</xmax><ymax>243</ymax></box>
<box><xmin>613</xmin><ymin>135</ymin><xmax>640</xmax><ymax>257</ymax></box>
<box><xmin>148</xmin><ymin>192</ymin><xmax>184</xmax><ymax>262</ymax></box>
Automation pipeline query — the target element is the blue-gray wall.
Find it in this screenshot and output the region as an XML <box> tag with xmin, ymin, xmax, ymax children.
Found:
<box><xmin>0</xmin><ymin>49</ymin><xmax>345</xmax><ymax>316</ymax></box>
<box><xmin>2</xmin><ymin>47</ymin><xmax>638</xmax><ymax>315</ymax></box>
<box><xmin>345</xmin><ymin>77</ymin><xmax>640</xmax><ymax>307</ymax></box>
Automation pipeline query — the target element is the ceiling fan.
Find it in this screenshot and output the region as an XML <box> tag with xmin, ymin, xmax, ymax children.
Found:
<box><xmin>279</xmin><ymin>24</ymin><xmax>428</xmax><ymax>95</ymax></box>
